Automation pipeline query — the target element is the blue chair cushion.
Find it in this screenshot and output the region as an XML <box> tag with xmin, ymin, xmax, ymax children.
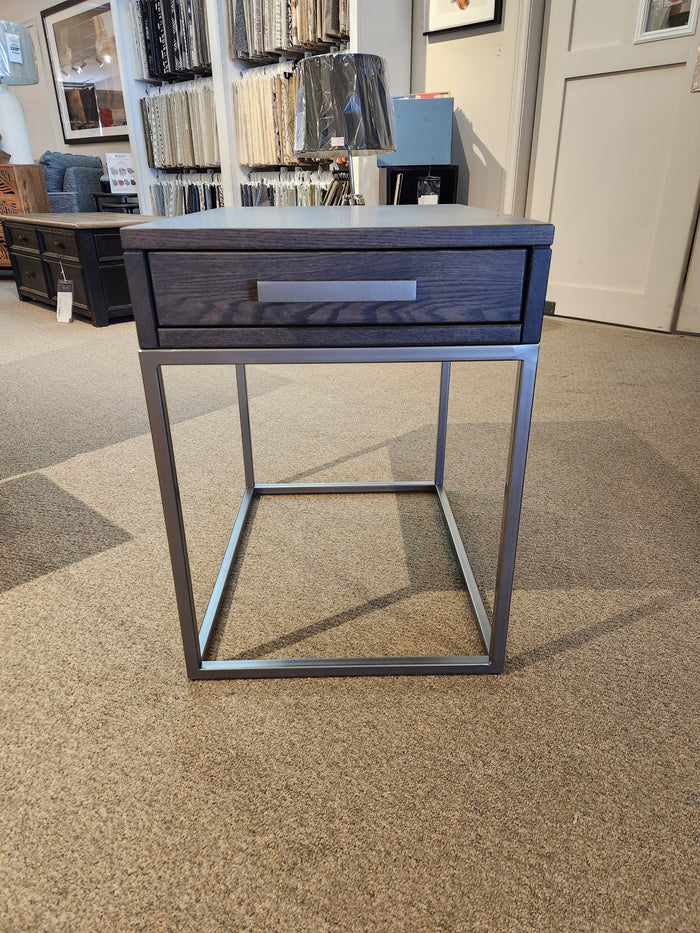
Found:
<box><xmin>39</xmin><ymin>150</ymin><xmax>103</xmax><ymax>191</ymax></box>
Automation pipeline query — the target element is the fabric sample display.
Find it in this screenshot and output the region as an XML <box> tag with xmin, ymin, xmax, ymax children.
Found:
<box><xmin>150</xmin><ymin>172</ymin><xmax>224</xmax><ymax>216</ymax></box>
<box><xmin>141</xmin><ymin>79</ymin><xmax>219</xmax><ymax>169</ymax></box>
<box><xmin>228</xmin><ymin>0</ymin><xmax>349</xmax><ymax>62</ymax></box>
<box><xmin>129</xmin><ymin>0</ymin><xmax>211</xmax><ymax>79</ymax></box>
<box><xmin>233</xmin><ymin>63</ymin><xmax>297</xmax><ymax>166</ymax></box>
<box><xmin>241</xmin><ymin>166</ymin><xmax>335</xmax><ymax>205</ymax></box>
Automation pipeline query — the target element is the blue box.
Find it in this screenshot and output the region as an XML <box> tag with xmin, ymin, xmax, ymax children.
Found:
<box><xmin>378</xmin><ymin>97</ymin><xmax>453</xmax><ymax>167</ymax></box>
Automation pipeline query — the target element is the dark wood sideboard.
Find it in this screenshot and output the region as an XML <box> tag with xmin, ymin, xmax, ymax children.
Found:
<box><xmin>1</xmin><ymin>212</ymin><xmax>153</xmax><ymax>326</ymax></box>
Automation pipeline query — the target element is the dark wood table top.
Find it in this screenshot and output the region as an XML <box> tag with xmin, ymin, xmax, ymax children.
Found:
<box><xmin>121</xmin><ymin>204</ymin><xmax>555</xmax><ymax>252</ymax></box>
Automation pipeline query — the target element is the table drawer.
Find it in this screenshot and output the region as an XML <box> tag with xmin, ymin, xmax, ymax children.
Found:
<box><xmin>148</xmin><ymin>250</ymin><xmax>527</xmax><ymax>328</ymax></box>
<box><xmin>42</xmin><ymin>228</ymin><xmax>79</xmax><ymax>260</ymax></box>
<box><xmin>14</xmin><ymin>253</ymin><xmax>50</xmax><ymax>297</ymax></box>
<box><xmin>4</xmin><ymin>223</ymin><xmax>40</xmax><ymax>253</ymax></box>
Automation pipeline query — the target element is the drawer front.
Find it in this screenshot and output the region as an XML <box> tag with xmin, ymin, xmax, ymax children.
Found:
<box><xmin>15</xmin><ymin>254</ymin><xmax>50</xmax><ymax>297</ymax></box>
<box><xmin>94</xmin><ymin>231</ymin><xmax>124</xmax><ymax>262</ymax></box>
<box><xmin>4</xmin><ymin>223</ymin><xmax>40</xmax><ymax>253</ymax></box>
<box><xmin>42</xmin><ymin>228</ymin><xmax>79</xmax><ymax>260</ymax></box>
<box><xmin>45</xmin><ymin>260</ymin><xmax>88</xmax><ymax>310</ymax></box>
<box><xmin>100</xmin><ymin>263</ymin><xmax>132</xmax><ymax>312</ymax></box>
<box><xmin>148</xmin><ymin>250</ymin><xmax>527</xmax><ymax>328</ymax></box>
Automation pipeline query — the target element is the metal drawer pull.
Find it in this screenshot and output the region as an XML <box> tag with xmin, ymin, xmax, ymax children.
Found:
<box><xmin>257</xmin><ymin>279</ymin><xmax>417</xmax><ymax>303</ymax></box>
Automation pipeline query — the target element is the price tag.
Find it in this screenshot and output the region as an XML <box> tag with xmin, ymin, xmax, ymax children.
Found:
<box><xmin>7</xmin><ymin>34</ymin><xmax>23</xmax><ymax>65</ymax></box>
<box><xmin>56</xmin><ymin>279</ymin><xmax>73</xmax><ymax>323</ymax></box>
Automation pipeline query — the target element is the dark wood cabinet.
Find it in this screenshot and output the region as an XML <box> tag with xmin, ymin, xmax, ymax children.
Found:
<box><xmin>1</xmin><ymin>212</ymin><xmax>152</xmax><ymax>326</ymax></box>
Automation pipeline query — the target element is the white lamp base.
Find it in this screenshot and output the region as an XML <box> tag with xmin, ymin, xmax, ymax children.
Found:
<box><xmin>0</xmin><ymin>84</ymin><xmax>34</xmax><ymax>164</ymax></box>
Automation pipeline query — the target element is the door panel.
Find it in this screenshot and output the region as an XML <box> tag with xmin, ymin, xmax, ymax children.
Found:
<box><xmin>528</xmin><ymin>0</ymin><xmax>700</xmax><ymax>330</ymax></box>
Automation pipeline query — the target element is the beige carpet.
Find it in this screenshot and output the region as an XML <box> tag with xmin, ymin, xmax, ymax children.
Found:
<box><xmin>0</xmin><ymin>282</ymin><xmax>698</xmax><ymax>932</ymax></box>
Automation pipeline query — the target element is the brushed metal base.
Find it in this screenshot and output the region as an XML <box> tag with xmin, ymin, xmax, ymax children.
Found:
<box><xmin>139</xmin><ymin>345</ymin><xmax>539</xmax><ymax>679</ymax></box>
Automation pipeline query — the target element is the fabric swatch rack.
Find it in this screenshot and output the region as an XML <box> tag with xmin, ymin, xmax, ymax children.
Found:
<box><xmin>232</xmin><ymin>62</ymin><xmax>297</xmax><ymax>167</ymax></box>
<box><xmin>141</xmin><ymin>79</ymin><xmax>220</xmax><ymax>169</ymax></box>
<box><xmin>150</xmin><ymin>172</ymin><xmax>224</xmax><ymax>216</ymax></box>
<box><xmin>112</xmin><ymin>0</ymin><xmax>409</xmax><ymax>215</ymax></box>
<box><xmin>128</xmin><ymin>0</ymin><xmax>212</xmax><ymax>80</ymax></box>
<box><xmin>229</xmin><ymin>0</ymin><xmax>349</xmax><ymax>62</ymax></box>
<box><xmin>241</xmin><ymin>166</ymin><xmax>335</xmax><ymax>205</ymax></box>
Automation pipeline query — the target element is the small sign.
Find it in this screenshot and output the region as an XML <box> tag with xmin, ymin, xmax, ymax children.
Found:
<box><xmin>331</xmin><ymin>136</ymin><xmax>345</xmax><ymax>147</ymax></box>
<box><xmin>7</xmin><ymin>34</ymin><xmax>23</xmax><ymax>65</ymax></box>
<box><xmin>56</xmin><ymin>279</ymin><xmax>73</xmax><ymax>323</ymax></box>
<box><xmin>105</xmin><ymin>152</ymin><xmax>138</xmax><ymax>194</ymax></box>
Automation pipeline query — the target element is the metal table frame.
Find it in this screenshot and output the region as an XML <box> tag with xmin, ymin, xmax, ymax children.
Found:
<box><xmin>140</xmin><ymin>342</ymin><xmax>539</xmax><ymax>679</ymax></box>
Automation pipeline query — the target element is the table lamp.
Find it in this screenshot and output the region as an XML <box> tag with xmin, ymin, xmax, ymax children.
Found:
<box><xmin>0</xmin><ymin>21</ymin><xmax>39</xmax><ymax>164</ymax></box>
<box><xmin>294</xmin><ymin>52</ymin><xmax>395</xmax><ymax>205</ymax></box>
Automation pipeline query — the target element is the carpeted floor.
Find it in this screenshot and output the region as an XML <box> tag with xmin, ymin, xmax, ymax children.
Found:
<box><xmin>0</xmin><ymin>280</ymin><xmax>698</xmax><ymax>932</ymax></box>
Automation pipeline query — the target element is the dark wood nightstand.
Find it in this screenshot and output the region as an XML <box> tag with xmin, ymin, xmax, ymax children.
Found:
<box><xmin>122</xmin><ymin>205</ymin><xmax>554</xmax><ymax>679</ymax></box>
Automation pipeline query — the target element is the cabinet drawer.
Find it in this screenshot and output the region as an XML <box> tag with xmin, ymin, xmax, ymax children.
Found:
<box><xmin>148</xmin><ymin>250</ymin><xmax>527</xmax><ymax>328</ymax></box>
<box><xmin>42</xmin><ymin>228</ymin><xmax>79</xmax><ymax>260</ymax></box>
<box><xmin>15</xmin><ymin>254</ymin><xmax>50</xmax><ymax>297</ymax></box>
<box><xmin>4</xmin><ymin>224</ymin><xmax>40</xmax><ymax>253</ymax></box>
<box><xmin>94</xmin><ymin>232</ymin><xmax>124</xmax><ymax>262</ymax></box>
<box><xmin>45</xmin><ymin>260</ymin><xmax>88</xmax><ymax>310</ymax></box>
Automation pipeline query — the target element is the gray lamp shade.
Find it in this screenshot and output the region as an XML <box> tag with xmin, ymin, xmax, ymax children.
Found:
<box><xmin>0</xmin><ymin>22</ymin><xmax>38</xmax><ymax>85</ymax></box>
<box><xmin>294</xmin><ymin>52</ymin><xmax>395</xmax><ymax>159</ymax></box>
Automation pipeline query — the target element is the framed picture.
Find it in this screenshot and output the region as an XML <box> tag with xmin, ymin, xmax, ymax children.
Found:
<box><xmin>634</xmin><ymin>0</ymin><xmax>700</xmax><ymax>43</ymax></box>
<box><xmin>41</xmin><ymin>0</ymin><xmax>128</xmax><ymax>144</ymax></box>
<box><xmin>424</xmin><ymin>0</ymin><xmax>504</xmax><ymax>36</ymax></box>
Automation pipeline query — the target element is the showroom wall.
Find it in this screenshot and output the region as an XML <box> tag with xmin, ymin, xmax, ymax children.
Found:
<box><xmin>411</xmin><ymin>0</ymin><xmax>542</xmax><ymax>213</ymax></box>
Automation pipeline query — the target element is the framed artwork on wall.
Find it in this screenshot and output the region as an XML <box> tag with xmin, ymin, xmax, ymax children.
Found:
<box><xmin>424</xmin><ymin>0</ymin><xmax>504</xmax><ymax>36</ymax></box>
<box><xmin>634</xmin><ymin>0</ymin><xmax>700</xmax><ymax>43</ymax></box>
<box><xmin>41</xmin><ymin>0</ymin><xmax>128</xmax><ymax>144</ymax></box>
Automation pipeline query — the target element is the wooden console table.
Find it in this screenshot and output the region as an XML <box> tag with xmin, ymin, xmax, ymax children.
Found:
<box><xmin>122</xmin><ymin>205</ymin><xmax>554</xmax><ymax>679</ymax></box>
<box><xmin>2</xmin><ymin>212</ymin><xmax>152</xmax><ymax>326</ymax></box>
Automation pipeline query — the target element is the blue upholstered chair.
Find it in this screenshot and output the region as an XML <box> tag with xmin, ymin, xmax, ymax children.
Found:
<box><xmin>39</xmin><ymin>151</ymin><xmax>104</xmax><ymax>212</ymax></box>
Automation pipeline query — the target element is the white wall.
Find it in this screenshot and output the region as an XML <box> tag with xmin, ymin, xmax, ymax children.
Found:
<box><xmin>1</xmin><ymin>0</ymin><xmax>131</xmax><ymax>165</ymax></box>
<box><xmin>411</xmin><ymin>0</ymin><xmax>540</xmax><ymax>213</ymax></box>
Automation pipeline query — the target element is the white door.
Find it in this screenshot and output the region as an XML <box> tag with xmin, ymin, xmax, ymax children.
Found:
<box><xmin>527</xmin><ymin>0</ymin><xmax>700</xmax><ymax>331</ymax></box>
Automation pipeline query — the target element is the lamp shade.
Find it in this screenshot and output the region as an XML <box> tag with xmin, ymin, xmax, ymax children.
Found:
<box><xmin>294</xmin><ymin>52</ymin><xmax>395</xmax><ymax>159</ymax></box>
<box><xmin>0</xmin><ymin>22</ymin><xmax>39</xmax><ymax>86</ymax></box>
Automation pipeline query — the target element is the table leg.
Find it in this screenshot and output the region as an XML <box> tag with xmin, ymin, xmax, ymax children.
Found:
<box><xmin>490</xmin><ymin>346</ymin><xmax>539</xmax><ymax>670</ymax></box>
<box><xmin>236</xmin><ymin>364</ymin><xmax>255</xmax><ymax>489</ymax></box>
<box><xmin>435</xmin><ymin>361</ymin><xmax>451</xmax><ymax>485</ymax></box>
<box><xmin>139</xmin><ymin>354</ymin><xmax>201</xmax><ymax>677</ymax></box>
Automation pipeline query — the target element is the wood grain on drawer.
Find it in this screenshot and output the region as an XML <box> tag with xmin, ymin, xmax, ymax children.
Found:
<box><xmin>148</xmin><ymin>250</ymin><xmax>527</xmax><ymax>327</ymax></box>
<box><xmin>42</xmin><ymin>228</ymin><xmax>79</xmax><ymax>260</ymax></box>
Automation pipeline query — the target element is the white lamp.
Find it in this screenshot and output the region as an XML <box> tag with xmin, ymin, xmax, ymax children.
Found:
<box><xmin>0</xmin><ymin>21</ymin><xmax>39</xmax><ymax>164</ymax></box>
